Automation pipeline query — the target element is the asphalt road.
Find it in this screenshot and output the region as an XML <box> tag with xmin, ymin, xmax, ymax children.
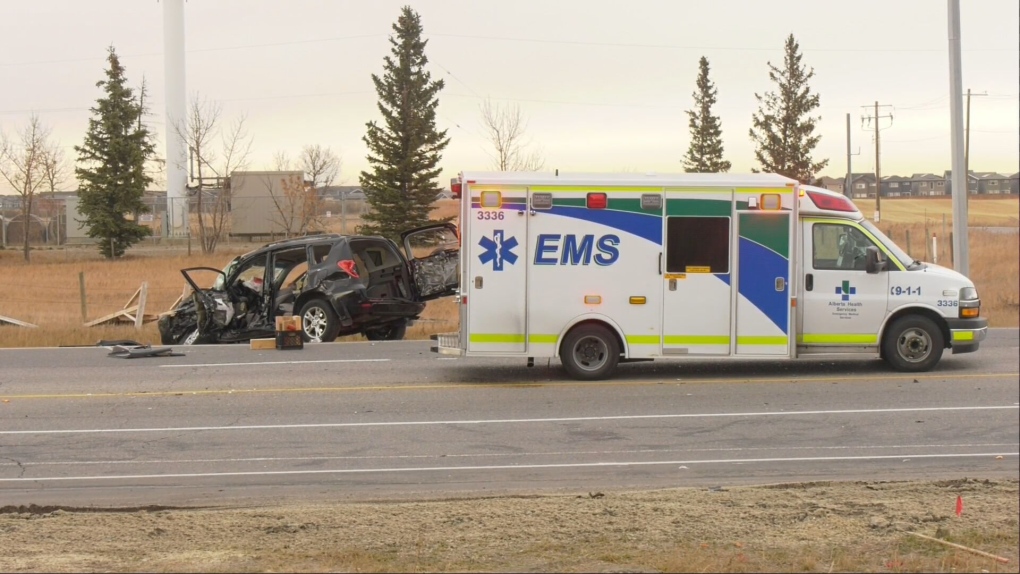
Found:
<box><xmin>1</xmin><ymin>330</ymin><xmax>1017</xmax><ymax>507</ymax></box>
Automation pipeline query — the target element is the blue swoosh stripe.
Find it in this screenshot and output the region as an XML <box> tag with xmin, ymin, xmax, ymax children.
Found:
<box><xmin>546</xmin><ymin>206</ymin><xmax>662</xmax><ymax>245</ymax></box>
<box><xmin>737</xmin><ymin>238</ymin><xmax>788</xmax><ymax>333</ymax></box>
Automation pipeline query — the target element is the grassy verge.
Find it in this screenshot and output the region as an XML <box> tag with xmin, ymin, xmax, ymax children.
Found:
<box><xmin>1</xmin><ymin>479</ymin><xmax>1016</xmax><ymax>572</ymax></box>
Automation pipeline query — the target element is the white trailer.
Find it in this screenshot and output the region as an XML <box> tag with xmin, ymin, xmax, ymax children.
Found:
<box><xmin>433</xmin><ymin>172</ymin><xmax>987</xmax><ymax>380</ymax></box>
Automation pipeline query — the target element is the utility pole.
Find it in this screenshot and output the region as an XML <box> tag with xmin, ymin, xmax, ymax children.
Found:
<box><xmin>963</xmin><ymin>89</ymin><xmax>988</xmax><ymax>189</ymax></box>
<box><xmin>845</xmin><ymin>113</ymin><xmax>861</xmax><ymax>199</ymax></box>
<box><xmin>948</xmin><ymin>0</ymin><xmax>968</xmax><ymax>275</ymax></box>
<box><xmin>861</xmin><ymin>102</ymin><xmax>893</xmax><ymax>219</ymax></box>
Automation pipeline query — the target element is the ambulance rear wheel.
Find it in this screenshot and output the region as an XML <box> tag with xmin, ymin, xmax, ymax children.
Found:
<box><xmin>561</xmin><ymin>324</ymin><xmax>620</xmax><ymax>380</ymax></box>
<box><xmin>882</xmin><ymin>315</ymin><xmax>944</xmax><ymax>372</ymax></box>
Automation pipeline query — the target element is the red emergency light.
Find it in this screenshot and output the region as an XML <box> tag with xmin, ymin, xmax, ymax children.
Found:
<box><xmin>806</xmin><ymin>190</ymin><xmax>857</xmax><ymax>212</ymax></box>
<box><xmin>450</xmin><ymin>178</ymin><xmax>462</xmax><ymax>199</ymax></box>
<box><xmin>586</xmin><ymin>192</ymin><xmax>608</xmax><ymax>209</ymax></box>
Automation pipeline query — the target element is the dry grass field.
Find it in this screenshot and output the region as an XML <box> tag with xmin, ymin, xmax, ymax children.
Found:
<box><xmin>0</xmin><ymin>198</ymin><xmax>1015</xmax><ymax>348</ymax></box>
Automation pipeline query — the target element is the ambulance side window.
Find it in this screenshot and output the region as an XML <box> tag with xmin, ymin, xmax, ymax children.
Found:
<box><xmin>665</xmin><ymin>216</ymin><xmax>730</xmax><ymax>273</ymax></box>
<box><xmin>812</xmin><ymin>224</ymin><xmax>876</xmax><ymax>271</ymax></box>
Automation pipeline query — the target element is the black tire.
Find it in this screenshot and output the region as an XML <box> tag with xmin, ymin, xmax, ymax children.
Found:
<box><xmin>364</xmin><ymin>320</ymin><xmax>407</xmax><ymax>341</ymax></box>
<box><xmin>299</xmin><ymin>299</ymin><xmax>340</xmax><ymax>343</ymax></box>
<box><xmin>560</xmin><ymin>324</ymin><xmax>621</xmax><ymax>381</ymax></box>
<box><xmin>882</xmin><ymin>315</ymin><xmax>945</xmax><ymax>372</ymax></box>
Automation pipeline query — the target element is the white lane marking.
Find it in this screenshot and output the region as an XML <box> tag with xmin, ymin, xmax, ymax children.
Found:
<box><xmin>5</xmin><ymin>443</ymin><xmax>1017</xmax><ymax>467</ymax></box>
<box><xmin>1</xmin><ymin>452</ymin><xmax>1015</xmax><ymax>482</ymax></box>
<box><xmin>159</xmin><ymin>358</ymin><xmax>390</xmax><ymax>368</ymax></box>
<box><xmin>2</xmin><ymin>405</ymin><xmax>1016</xmax><ymax>435</ymax></box>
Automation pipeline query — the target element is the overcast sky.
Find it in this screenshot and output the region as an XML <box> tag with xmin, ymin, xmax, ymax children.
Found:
<box><xmin>2</xmin><ymin>0</ymin><xmax>1018</xmax><ymax>193</ymax></box>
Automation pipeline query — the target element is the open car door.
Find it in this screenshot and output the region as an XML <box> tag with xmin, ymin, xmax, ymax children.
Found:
<box><xmin>401</xmin><ymin>222</ymin><xmax>460</xmax><ymax>301</ymax></box>
<box><xmin>180</xmin><ymin>267</ymin><xmax>236</xmax><ymax>336</ymax></box>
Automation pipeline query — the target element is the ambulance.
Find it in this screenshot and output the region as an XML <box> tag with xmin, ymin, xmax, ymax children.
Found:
<box><xmin>432</xmin><ymin>172</ymin><xmax>987</xmax><ymax>380</ymax></box>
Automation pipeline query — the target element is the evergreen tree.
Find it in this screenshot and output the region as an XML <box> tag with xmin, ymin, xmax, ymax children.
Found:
<box><xmin>682</xmin><ymin>56</ymin><xmax>730</xmax><ymax>173</ymax></box>
<box><xmin>75</xmin><ymin>47</ymin><xmax>154</xmax><ymax>258</ymax></box>
<box><xmin>748</xmin><ymin>34</ymin><xmax>828</xmax><ymax>183</ymax></box>
<box><xmin>359</xmin><ymin>6</ymin><xmax>449</xmax><ymax>240</ymax></box>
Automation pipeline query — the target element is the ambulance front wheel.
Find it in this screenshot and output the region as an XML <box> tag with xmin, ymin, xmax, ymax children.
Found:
<box><xmin>882</xmin><ymin>315</ymin><xmax>945</xmax><ymax>372</ymax></box>
<box><xmin>561</xmin><ymin>324</ymin><xmax>621</xmax><ymax>380</ymax></box>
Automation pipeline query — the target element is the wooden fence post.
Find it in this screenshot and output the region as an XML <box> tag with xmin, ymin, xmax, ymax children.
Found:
<box><xmin>78</xmin><ymin>271</ymin><xmax>88</xmax><ymax>323</ymax></box>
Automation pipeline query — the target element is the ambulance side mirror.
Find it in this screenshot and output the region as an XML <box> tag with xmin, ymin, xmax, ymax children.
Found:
<box><xmin>865</xmin><ymin>246</ymin><xmax>886</xmax><ymax>274</ymax></box>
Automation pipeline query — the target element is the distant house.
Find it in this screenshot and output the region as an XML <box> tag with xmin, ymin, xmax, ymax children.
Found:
<box><xmin>881</xmin><ymin>175</ymin><xmax>911</xmax><ymax>197</ymax></box>
<box><xmin>943</xmin><ymin>170</ymin><xmax>979</xmax><ymax>195</ymax></box>
<box><xmin>848</xmin><ymin>173</ymin><xmax>877</xmax><ymax>198</ymax></box>
<box><xmin>816</xmin><ymin>176</ymin><xmax>846</xmax><ymax>195</ymax></box>
<box><xmin>974</xmin><ymin>172</ymin><xmax>1012</xmax><ymax>195</ymax></box>
<box><xmin>1010</xmin><ymin>172</ymin><xmax>1019</xmax><ymax>195</ymax></box>
<box><xmin>909</xmin><ymin>173</ymin><xmax>945</xmax><ymax>196</ymax></box>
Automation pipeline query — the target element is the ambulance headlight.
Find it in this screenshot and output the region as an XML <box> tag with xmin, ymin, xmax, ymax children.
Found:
<box><xmin>959</xmin><ymin>287</ymin><xmax>978</xmax><ymax>301</ymax></box>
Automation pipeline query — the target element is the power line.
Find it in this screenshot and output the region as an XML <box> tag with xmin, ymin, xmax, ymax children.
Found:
<box><xmin>429</xmin><ymin>33</ymin><xmax>1015</xmax><ymax>53</ymax></box>
<box><xmin>0</xmin><ymin>33</ymin><xmax>385</xmax><ymax>68</ymax></box>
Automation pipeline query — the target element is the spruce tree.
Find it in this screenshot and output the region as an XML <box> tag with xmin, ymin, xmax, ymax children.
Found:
<box><xmin>748</xmin><ymin>34</ymin><xmax>828</xmax><ymax>183</ymax></box>
<box><xmin>75</xmin><ymin>47</ymin><xmax>154</xmax><ymax>258</ymax></box>
<box><xmin>682</xmin><ymin>56</ymin><xmax>730</xmax><ymax>173</ymax></box>
<box><xmin>359</xmin><ymin>6</ymin><xmax>449</xmax><ymax>240</ymax></box>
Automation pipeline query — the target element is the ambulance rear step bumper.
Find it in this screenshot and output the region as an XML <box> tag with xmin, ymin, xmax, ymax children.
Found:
<box><xmin>430</xmin><ymin>332</ymin><xmax>464</xmax><ymax>356</ymax></box>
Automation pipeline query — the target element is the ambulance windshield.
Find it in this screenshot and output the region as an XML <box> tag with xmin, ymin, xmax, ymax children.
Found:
<box><xmin>861</xmin><ymin>220</ymin><xmax>918</xmax><ymax>269</ymax></box>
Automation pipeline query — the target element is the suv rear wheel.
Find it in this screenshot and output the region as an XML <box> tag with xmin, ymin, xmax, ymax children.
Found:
<box><xmin>300</xmin><ymin>299</ymin><xmax>341</xmax><ymax>343</ymax></box>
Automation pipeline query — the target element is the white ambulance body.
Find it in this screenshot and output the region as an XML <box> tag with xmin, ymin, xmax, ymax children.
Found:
<box><xmin>433</xmin><ymin>172</ymin><xmax>987</xmax><ymax>380</ymax></box>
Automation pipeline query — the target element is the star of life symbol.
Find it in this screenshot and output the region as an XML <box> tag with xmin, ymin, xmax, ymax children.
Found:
<box><xmin>478</xmin><ymin>230</ymin><xmax>519</xmax><ymax>271</ymax></box>
<box><xmin>836</xmin><ymin>280</ymin><xmax>857</xmax><ymax>302</ymax></box>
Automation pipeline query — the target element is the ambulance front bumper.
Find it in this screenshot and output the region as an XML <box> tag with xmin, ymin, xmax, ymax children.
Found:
<box><xmin>947</xmin><ymin>317</ymin><xmax>988</xmax><ymax>355</ymax></box>
<box><xmin>430</xmin><ymin>332</ymin><xmax>464</xmax><ymax>356</ymax></box>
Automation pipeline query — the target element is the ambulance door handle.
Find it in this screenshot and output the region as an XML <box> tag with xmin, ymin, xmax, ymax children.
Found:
<box><xmin>474</xmin><ymin>276</ymin><xmax>483</xmax><ymax>289</ymax></box>
<box><xmin>805</xmin><ymin>273</ymin><xmax>813</xmax><ymax>291</ymax></box>
<box><xmin>517</xmin><ymin>210</ymin><xmax>525</xmax><ymax>216</ymax></box>
<box><xmin>658</xmin><ymin>253</ymin><xmax>663</xmax><ymax>275</ymax></box>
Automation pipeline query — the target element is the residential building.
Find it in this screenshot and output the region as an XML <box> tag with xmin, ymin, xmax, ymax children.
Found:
<box><xmin>848</xmin><ymin>173</ymin><xmax>877</xmax><ymax>198</ymax></box>
<box><xmin>816</xmin><ymin>176</ymin><xmax>845</xmax><ymax>195</ymax></box>
<box><xmin>909</xmin><ymin>173</ymin><xmax>945</xmax><ymax>196</ymax></box>
<box><xmin>943</xmin><ymin>170</ymin><xmax>979</xmax><ymax>195</ymax></box>
<box><xmin>974</xmin><ymin>172</ymin><xmax>1012</xmax><ymax>195</ymax></box>
<box><xmin>881</xmin><ymin>175</ymin><xmax>911</xmax><ymax>197</ymax></box>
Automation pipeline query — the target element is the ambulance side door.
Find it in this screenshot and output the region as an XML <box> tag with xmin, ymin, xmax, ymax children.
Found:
<box><xmin>800</xmin><ymin>220</ymin><xmax>889</xmax><ymax>347</ymax></box>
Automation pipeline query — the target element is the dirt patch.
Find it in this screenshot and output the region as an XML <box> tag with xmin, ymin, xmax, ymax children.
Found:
<box><xmin>1</xmin><ymin>479</ymin><xmax>1017</xmax><ymax>572</ymax></box>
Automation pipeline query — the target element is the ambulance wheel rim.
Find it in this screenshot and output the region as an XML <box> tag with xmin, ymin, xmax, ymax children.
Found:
<box><xmin>896</xmin><ymin>327</ymin><xmax>932</xmax><ymax>363</ymax></box>
<box><xmin>572</xmin><ymin>336</ymin><xmax>609</xmax><ymax>372</ymax></box>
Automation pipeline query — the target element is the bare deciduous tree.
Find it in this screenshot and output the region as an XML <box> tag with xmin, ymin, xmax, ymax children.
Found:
<box><xmin>264</xmin><ymin>173</ymin><xmax>324</xmax><ymax>238</ymax></box>
<box><xmin>299</xmin><ymin>144</ymin><xmax>342</xmax><ymax>189</ymax></box>
<box><xmin>173</xmin><ymin>96</ymin><xmax>252</xmax><ymax>254</ymax></box>
<box><xmin>0</xmin><ymin>115</ymin><xmax>62</xmax><ymax>262</ymax></box>
<box><xmin>480</xmin><ymin>98</ymin><xmax>545</xmax><ymax>172</ymax></box>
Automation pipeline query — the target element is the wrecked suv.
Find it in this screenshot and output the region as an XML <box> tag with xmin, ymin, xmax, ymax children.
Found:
<box><xmin>158</xmin><ymin>223</ymin><xmax>459</xmax><ymax>344</ymax></box>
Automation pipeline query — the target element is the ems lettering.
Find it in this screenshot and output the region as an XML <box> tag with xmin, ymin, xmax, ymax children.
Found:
<box><xmin>534</xmin><ymin>234</ymin><xmax>620</xmax><ymax>266</ymax></box>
